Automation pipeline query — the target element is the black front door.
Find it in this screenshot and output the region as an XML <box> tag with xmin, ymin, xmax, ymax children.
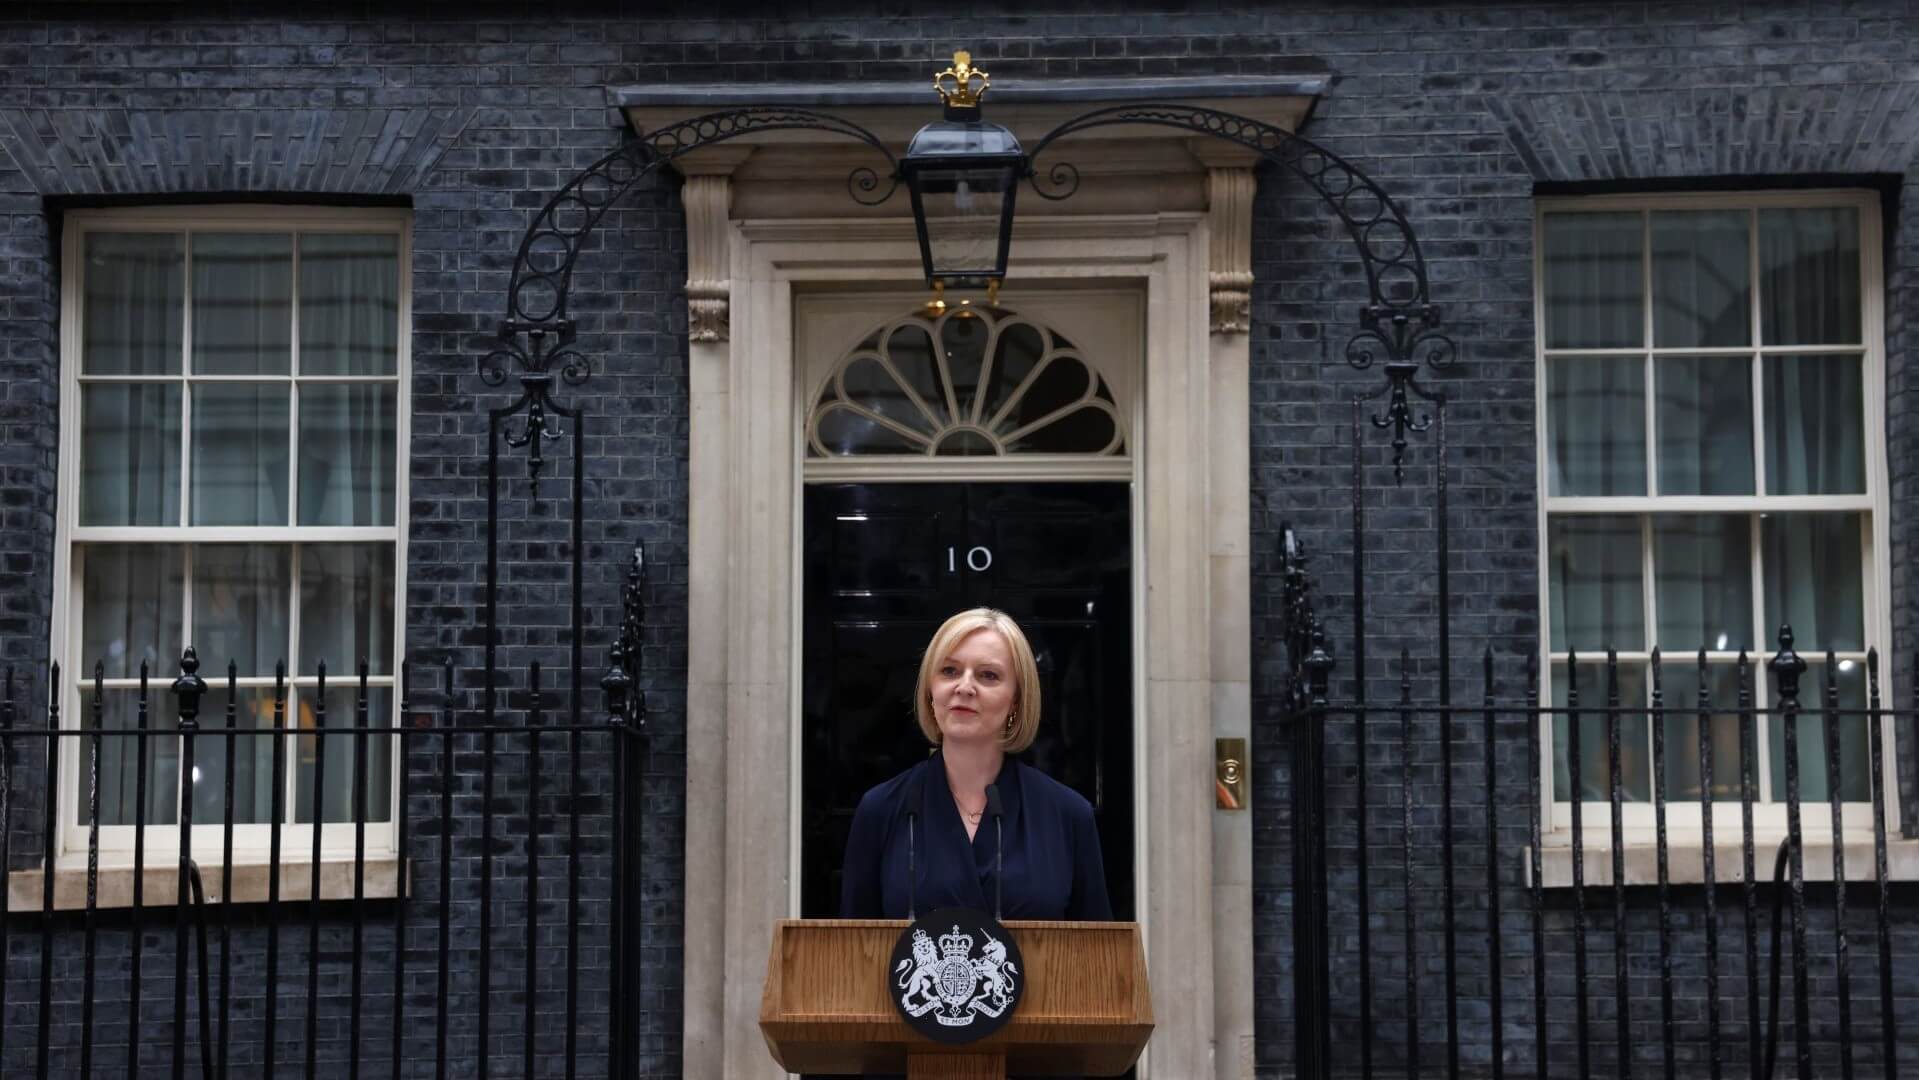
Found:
<box><xmin>800</xmin><ymin>481</ymin><xmax>1134</xmax><ymax>921</ymax></box>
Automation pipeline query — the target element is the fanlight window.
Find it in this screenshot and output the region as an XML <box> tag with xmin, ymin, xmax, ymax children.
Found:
<box><xmin>808</xmin><ymin>307</ymin><xmax>1125</xmax><ymax>457</ymax></box>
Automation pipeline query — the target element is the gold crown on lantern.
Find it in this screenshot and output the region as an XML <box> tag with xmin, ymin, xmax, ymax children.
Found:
<box><xmin>934</xmin><ymin>50</ymin><xmax>990</xmax><ymax>109</ymax></box>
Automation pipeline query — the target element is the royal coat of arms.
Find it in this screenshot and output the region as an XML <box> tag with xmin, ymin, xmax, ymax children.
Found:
<box><xmin>889</xmin><ymin>907</ymin><xmax>1023</xmax><ymax>1044</ymax></box>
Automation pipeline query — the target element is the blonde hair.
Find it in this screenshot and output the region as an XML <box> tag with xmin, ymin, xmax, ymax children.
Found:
<box><xmin>914</xmin><ymin>608</ymin><xmax>1041</xmax><ymax>754</ymax></box>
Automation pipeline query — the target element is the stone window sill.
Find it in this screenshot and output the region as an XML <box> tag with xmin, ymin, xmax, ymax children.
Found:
<box><xmin>6</xmin><ymin>856</ymin><xmax>407</xmax><ymax>912</ymax></box>
<box><xmin>1528</xmin><ymin>836</ymin><xmax>1919</xmax><ymax>889</ymax></box>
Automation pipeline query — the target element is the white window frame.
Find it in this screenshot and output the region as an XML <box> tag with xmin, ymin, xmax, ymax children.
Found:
<box><xmin>1532</xmin><ymin>189</ymin><xmax>1897</xmax><ymax>844</ymax></box>
<box><xmin>50</xmin><ymin>205</ymin><xmax>411</xmax><ymax>870</ymax></box>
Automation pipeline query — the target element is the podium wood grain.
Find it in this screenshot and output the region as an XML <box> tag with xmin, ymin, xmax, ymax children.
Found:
<box><xmin>906</xmin><ymin>1052</ymin><xmax>1007</xmax><ymax>1080</ymax></box>
<box><xmin>759</xmin><ymin>919</ymin><xmax>1154</xmax><ymax>1078</ymax></box>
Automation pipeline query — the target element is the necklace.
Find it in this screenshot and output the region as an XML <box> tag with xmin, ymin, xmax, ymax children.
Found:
<box><xmin>960</xmin><ymin>802</ymin><xmax>985</xmax><ymax>823</ymax></box>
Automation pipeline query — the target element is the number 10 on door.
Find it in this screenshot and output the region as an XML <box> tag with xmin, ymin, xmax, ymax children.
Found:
<box><xmin>948</xmin><ymin>546</ymin><xmax>993</xmax><ymax>573</ymax></box>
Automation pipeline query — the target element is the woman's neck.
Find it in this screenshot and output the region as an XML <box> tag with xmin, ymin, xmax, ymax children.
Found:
<box><xmin>940</xmin><ymin>739</ymin><xmax>1004</xmax><ymax>801</ymax></box>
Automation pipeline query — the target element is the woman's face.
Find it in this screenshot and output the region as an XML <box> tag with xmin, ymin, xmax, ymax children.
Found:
<box><xmin>930</xmin><ymin>627</ymin><xmax>1017</xmax><ymax>747</ymax></box>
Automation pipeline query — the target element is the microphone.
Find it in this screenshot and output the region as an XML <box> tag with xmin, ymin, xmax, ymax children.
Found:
<box><xmin>905</xmin><ymin>776</ymin><xmax>923</xmax><ymax>920</ymax></box>
<box><xmin>985</xmin><ymin>783</ymin><xmax>1005</xmax><ymax>921</ymax></box>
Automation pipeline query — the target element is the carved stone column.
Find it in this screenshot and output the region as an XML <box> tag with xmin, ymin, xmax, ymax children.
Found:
<box><xmin>670</xmin><ymin>143</ymin><xmax>752</xmax><ymax>1080</ymax></box>
<box><xmin>1192</xmin><ymin>142</ymin><xmax>1259</xmax><ymax>1080</ymax></box>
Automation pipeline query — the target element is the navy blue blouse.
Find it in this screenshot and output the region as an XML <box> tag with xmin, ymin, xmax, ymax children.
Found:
<box><xmin>839</xmin><ymin>751</ymin><xmax>1112</xmax><ymax>921</ymax></box>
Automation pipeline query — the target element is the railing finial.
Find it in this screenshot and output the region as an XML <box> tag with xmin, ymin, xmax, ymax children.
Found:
<box><xmin>601</xmin><ymin>640</ymin><xmax>632</xmax><ymax>724</ymax></box>
<box><xmin>171</xmin><ymin>647</ymin><xmax>207</xmax><ymax>726</ymax></box>
<box><xmin>1304</xmin><ymin>618</ymin><xmax>1335</xmax><ymax>703</ymax></box>
<box><xmin>602</xmin><ymin>539</ymin><xmax>647</xmax><ymax>725</ymax></box>
<box><xmin>1769</xmin><ymin>624</ymin><xmax>1806</xmax><ymax>705</ymax></box>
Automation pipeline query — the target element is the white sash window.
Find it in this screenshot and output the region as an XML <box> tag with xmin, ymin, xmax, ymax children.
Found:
<box><xmin>52</xmin><ymin>206</ymin><xmax>409</xmax><ymax>865</ymax></box>
<box><xmin>1535</xmin><ymin>191</ymin><xmax>1891</xmax><ymax>830</ymax></box>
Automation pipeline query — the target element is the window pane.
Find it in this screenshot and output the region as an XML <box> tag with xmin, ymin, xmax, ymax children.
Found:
<box><xmin>940</xmin><ymin>313</ymin><xmax>990</xmax><ymax>414</ymax></box>
<box><xmin>1760</xmin><ymin>207</ymin><xmax>1860</xmax><ymax>345</ymax></box>
<box><xmin>191</xmin><ymin>233</ymin><xmax>291</xmax><ymax>375</ymax></box>
<box><xmin>1543</xmin><ymin>212</ymin><xmax>1643</xmax><ymax>349</ymax></box>
<box><xmin>1767</xmin><ymin>659</ymin><xmax>1868</xmax><ymax>803</ymax></box>
<box><xmin>1548</xmin><ymin>516</ymin><xmax>1645</xmax><ymax>652</ymax></box>
<box><xmin>190</xmin><ymin>384</ymin><xmax>290</xmax><ymax>525</ymax></box>
<box><xmin>299</xmin><ymin>233</ymin><xmax>399</xmax><ymax>376</ymax></box>
<box><xmin>1763</xmin><ymin>355</ymin><xmax>1864</xmax><ymax>494</ymax></box>
<box><xmin>1652</xmin><ymin>210</ymin><xmax>1750</xmax><ymax>348</ymax></box>
<box><xmin>980</xmin><ymin>322</ymin><xmax>1045</xmax><ymax>425</ymax></box>
<box><xmin>190</xmin><ymin>686</ymin><xmax>283</xmax><ymax>825</ymax></box>
<box><xmin>80</xmin><ymin>383</ymin><xmax>181</xmax><ymax>526</ymax></box>
<box><xmin>83</xmin><ymin>233</ymin><xmax>183</xmax><ymax>376</ymax></box>
<box><xmin>1005</xmin><ymin>405</ymin><xmax>1118</xmax><ymax>454</ymax></box>
<box><xmin>1551</xmin><ymin>660</ymin><xmax>1650</xmax><ymax>802</ymax></box>
<box><xmin>79</xmin><ymin>688</ymin><xmax>178</xmax><ymax>826</ymax></box>
<box><xmin>1654</xmin><ymin>355</ymin><xmax>1753</xmax><ymax>495</ymax></box>
<box><xmin>814</xmin><ymin>404</ymin><xmax>926</xmax><ymax>455</ymax></box>
<box><xmin>1761</xmin><ymin>513</ymin><xmax>1863</xmax><ymax>652</ymax></box>
<box><xmin>1653</xmin><ymin>515</ymin><xmax>1752</xmax><ymax>651</ymax></box>
<box><xmin>1002</xmin><ymin>356</ymin><xmax>1091</xmax><ymax>432</ymax></box>
<box><xmin>191</xmin><ymin>544</ymin><xmax>290</xmax><ymax>676</ymax></box>
<box><xmin>1660</xmin><ymin>662</ymin><xmax>1748</xmax><ymax>802</ymax></box>
<box><xmin>300</xmin><ymin>544</ymin><xmax>395</xmax><ymax>676</ymax></box>
<box><xmin>841</xmin><ymin>353</ymin><xmax>937</xmax><ymax>439</ymax></box>
<box><xmin>294</xmin><ymin>685</ymin><xmax>392</xmax><ymax>824</ymax></box>
<box><xmin>920</xmin><ymin>174</ymin><xmax>1005</xmax><ymax>276</ymax></box>
<box><xmin>1547</xmin><ymin>357</ymin><xmax>1646</xmax><ymax>496</ymax></box>
<box><xmin>297</xmin><ymin>384</ymin><xmax>396</xmax><ymax>526</ymax></box>
<box><xmin>79</xmin><ymin>544</ymin><xmax>183</xmax><ymax>678</ymax></box>
<box><xmin>935</xmin><ymin>430</ymin><xmax>999</xmax><ymax>456</ymax></box>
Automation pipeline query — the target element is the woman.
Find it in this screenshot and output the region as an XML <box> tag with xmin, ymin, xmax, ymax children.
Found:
<box><xmin>839</xmin><ymin>607</ymin><xmax>1112</xmax><ymax>921</ymax></box>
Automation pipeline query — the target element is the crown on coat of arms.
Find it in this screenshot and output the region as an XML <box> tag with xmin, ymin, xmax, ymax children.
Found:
<box><xmin>939</xmin><ymin>927</ymin><xmax>974</xmax><ymax>960</ymax></box>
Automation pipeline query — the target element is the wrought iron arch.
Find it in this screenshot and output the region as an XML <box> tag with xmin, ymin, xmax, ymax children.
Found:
<box><xmin>502</xmin><ymin>108</ymin><xmax>900</xmax><ymax>328</ymax></box>
<box><xmin>1029</xmin><ymin>105</ymin><xmax>1435</xmax><ymax>329</ymax></box>
<box><xmin>1024</xmin><ymin>103</ymin><xmax>1456</xmax><ymax>477</ymax></box>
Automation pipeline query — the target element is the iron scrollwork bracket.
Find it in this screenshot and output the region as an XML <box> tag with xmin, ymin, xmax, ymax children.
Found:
<box><xmin>1345</xmin><ymin>302</ymin><xmax>1456</xmax><ymax>482</ymax></box>
<box><xmin>480</xmin><ymin>319</ymin><xmax>591</xmax><ymax>494</ymax></box>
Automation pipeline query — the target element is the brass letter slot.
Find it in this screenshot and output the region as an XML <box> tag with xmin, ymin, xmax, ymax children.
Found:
<box><xmin>1216</xmin><ymin>737</ymin><xmax>1246</xmax><ymax>810</ymax></box>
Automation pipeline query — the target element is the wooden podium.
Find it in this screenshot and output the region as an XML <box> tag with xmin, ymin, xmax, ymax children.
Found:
<box><xmin>760</xmin><ymin>919</ymin><xmax>1153</xmax><ymax>1078</ymax></box>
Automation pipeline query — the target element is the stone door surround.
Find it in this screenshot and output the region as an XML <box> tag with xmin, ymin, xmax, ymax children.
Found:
<box><xmin>618</xmin><ymin>74</ymin><xmax>1319</xmax><ymax>1080</ymax></box>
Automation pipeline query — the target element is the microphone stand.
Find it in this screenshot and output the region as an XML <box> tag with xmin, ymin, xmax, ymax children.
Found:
<box><xmin>985</xmin><ymin>783</ymin><xmax>1004</xmax><ymax>921</ymax></box>
<box><xmin>906</xmin><ymin>778</ymin><xmax>922</xmax><ymax>920</ymax></box>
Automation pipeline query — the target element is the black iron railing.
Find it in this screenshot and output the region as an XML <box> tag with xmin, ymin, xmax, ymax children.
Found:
<box><xmin>1280</xmin><ymin>525</ymin><xmax>1915</xmax><ymax>1080</ymax></box>
<box><xmin>0</xmin><ymin>652</ymin><xmax>645</xmax><ymax>1079</ymax></box>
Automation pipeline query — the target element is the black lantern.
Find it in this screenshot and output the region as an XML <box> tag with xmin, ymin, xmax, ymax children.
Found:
<box><xmin>900</xmin><ymin>52</ymin><xmax>1025</xmax><ymax>296</ymax></box>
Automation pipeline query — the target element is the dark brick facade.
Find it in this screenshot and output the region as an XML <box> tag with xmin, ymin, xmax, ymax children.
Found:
<box><xmin>0</xmin><ymin>2</ymin><xmax>1914</xmax><ymax>1077</ymax></box>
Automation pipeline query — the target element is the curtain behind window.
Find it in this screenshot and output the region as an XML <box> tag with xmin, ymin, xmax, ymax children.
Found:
<box><xmin>81</xmin><ymin>234</ymin><xmax>183</xmax><ymax>527</ymax></box>
<box><xmin>299</xmin><ymin>234</ymin><xmax>399</xmax><ymax>527</ymax></box>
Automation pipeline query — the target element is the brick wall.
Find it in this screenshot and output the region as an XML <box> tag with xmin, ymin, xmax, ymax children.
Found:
<box><xmin>0</xmin><ymin>1</ymin><xmax>1912</xmax><ymax>1076</ymax></box>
